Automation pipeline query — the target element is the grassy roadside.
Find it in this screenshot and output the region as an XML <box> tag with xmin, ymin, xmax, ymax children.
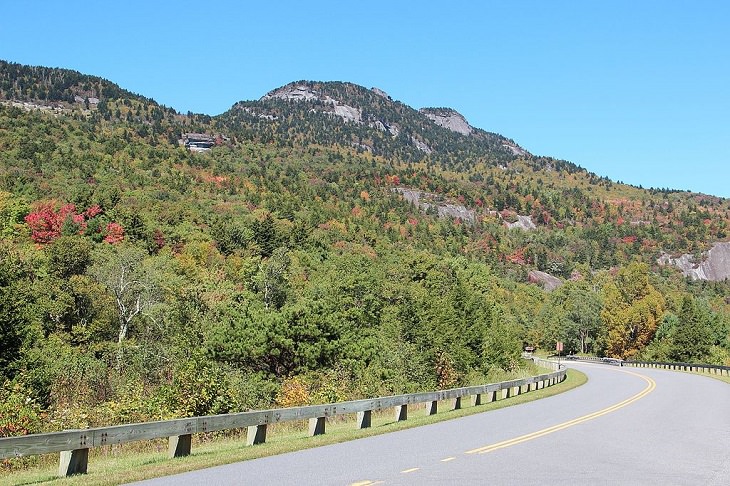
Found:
<box><xmin>1</xmin><ymin>369</ymin><xmax>587</xmax><ymax>486</ymax></box>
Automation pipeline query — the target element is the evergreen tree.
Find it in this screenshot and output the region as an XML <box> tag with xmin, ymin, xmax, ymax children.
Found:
<box><xmin>671</xmin><ymin>296</ymin><xmax>713</xmax><ymax>362</ymax></box>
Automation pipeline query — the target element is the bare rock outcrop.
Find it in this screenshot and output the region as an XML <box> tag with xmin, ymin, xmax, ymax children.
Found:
<box><xmin>262</xmin><ymin>84</ymin><xmax>361</xmax><ymax>123</ymax></box>
<box><xmin>507</xmin><ymin>215</ymin><xmax>537</xmax><ymax>231</ymax></box>
<box><xmin>658</xmin><ymin>242</ymin><xmax>730</xmax><ymax>281</ymax></box>
<box><xmin>370</xmin><ymin>120</ymin><xmax>400</xmax><ymax>137</ymax></box>
<box><xmin>411</xmin><ymin>136</ymin><xmax>433</xmax><ymax>154</ymax></box>
<box><xmin>528</xmin><ymin>270</ymin><xmax>563</xmax><ymax>291</ymax></box>
<box><xmin>420</xmin><ymin>107</ymin><xmax>474</xmax><ymax>136</ymax></box>
<box><xmin>262</xmin><ymin>84</ymin><xmax>319</xmax><ymax>102</ymax></box>
<box><xmin>394</xmin><ymin>187</ymin><xmax>475</xmax><ymax>223</ymax></box>
<box><xmin>502</xmin><ymin>141</ymin><xmax>529</xmax><ymax>156</ymax></box>
<box><xmin>333</xmin><ymin>103</ymin><xmax>361</xmax><ymax>123</ymax></box>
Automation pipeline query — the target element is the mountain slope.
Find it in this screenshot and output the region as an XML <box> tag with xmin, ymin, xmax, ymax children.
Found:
<box><xmin>0</xmin><ymin>60</ymin><xmax>153</xmax><ymax>106</ymax></box>
<box><xmin>219</xmin><ymin>80</ymin><xmax>532</xmax><ymax>169</ymax></box>
<box><xmin>0</xmin><ymin>60</ymin><xmax>728</xmax><ymax>444</ymax></box>
<box><xmin>2</xmin><ymin>61</ymin><xmax>728</xmax><ymax>273</ymax></box>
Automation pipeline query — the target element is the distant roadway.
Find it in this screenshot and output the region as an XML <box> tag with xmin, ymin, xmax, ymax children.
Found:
<box><xmin>132</xmin><ymin>362</ymin><xmax>730</xmax><ymax>485</ymax></box>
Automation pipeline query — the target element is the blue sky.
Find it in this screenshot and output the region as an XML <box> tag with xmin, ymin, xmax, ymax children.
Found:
<box><xmin>2</xmin><ymin>1</ymin><xmax>728</xmax><ymax>197</ymax></box>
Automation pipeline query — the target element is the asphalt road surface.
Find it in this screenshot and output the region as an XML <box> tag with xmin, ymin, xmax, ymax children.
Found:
<box><xmin>131</xmin><ymin>363</ymin><xmax>730</xmax><ymax>485</ymax></box>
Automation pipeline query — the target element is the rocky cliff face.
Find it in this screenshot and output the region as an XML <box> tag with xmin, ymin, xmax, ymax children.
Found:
<box><xmin>420</xmin><ymin>107</ymin><xmax>474</xmax><ymax>136</ymax></box>
<box><xmin>262</xmin><ymin>84</ymin><xmax>362</xmax><ymax>122</ymax></box>
<box><xmin>395</xmin><ymin>187</ymin><xmax>475</xmax><ymax>223</ymax></box>
<box><xmin>528</xmin><ymin>270</ymin><xmax>563</xmax><ymax>291</ymax></box>
<box><xmin>658</xmin><ymin>242</ymin><xmax>730</xmax><ymax>281</ymax></box>
<box><xmin>506</xmin><ymin>215</ymin><xmax>537</xmax><ymax>231</ymax></box>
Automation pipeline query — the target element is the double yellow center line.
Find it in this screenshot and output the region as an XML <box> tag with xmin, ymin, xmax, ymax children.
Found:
<box><xmin>466</xmin><ymin>368</ymin><xmax>656</xmax><ymax>455</ymax></box>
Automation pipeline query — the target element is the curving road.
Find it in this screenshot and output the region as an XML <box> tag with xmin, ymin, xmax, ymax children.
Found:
<box><xmin>132</xmin><ymin>363</ymin><xmax>730</xmax><ymax>485</ymax></box>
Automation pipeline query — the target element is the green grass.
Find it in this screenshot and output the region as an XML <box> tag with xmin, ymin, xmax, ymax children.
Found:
<box><xmin>0</xmin><ymin>369</ymin><xmax>587</xmax><ymax>486</ymax></box>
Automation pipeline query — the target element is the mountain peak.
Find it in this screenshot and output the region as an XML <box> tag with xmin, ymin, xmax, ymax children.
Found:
<box><xmin>261</xmin><ymin>83</ymin><xmax>320</xmax><ymax>102</ymax></box>
<box><xmin>226</xmin><ymin>79</ymin><xmax>523</xmax><ymax>163</ymax></box>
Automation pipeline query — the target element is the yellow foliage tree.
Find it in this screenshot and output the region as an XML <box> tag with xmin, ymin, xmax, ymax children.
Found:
<box><xmin>601</xmin><ymin>262</ymin><xmax>665</xmax><ymax>359</ymax></box>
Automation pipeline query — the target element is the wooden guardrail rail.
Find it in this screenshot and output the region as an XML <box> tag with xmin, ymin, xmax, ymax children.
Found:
<box><xmin>623</xmin><ymin>360</ymin><xmax>730</xmax><ymax>376</ymax></box>
<box><xmin>0</xmin><ymin>358</ymin><xmax>565</xmax><ymax>477</ymax></box>
<box><xmin>564</xmin><ymin>355</ymin><xmax>730</xmax><ymax>376</ymax></box>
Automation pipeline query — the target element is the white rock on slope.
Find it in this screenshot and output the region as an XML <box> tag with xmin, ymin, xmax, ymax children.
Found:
<box><xmin>421</xmin><ymin>108</ymin><xmax>474</xmax><ymax>136</ymax></box>
<box><xmin>658</xmin><ymin>242</ymin><xmax>730</xmax><ymax>281</ymax></box>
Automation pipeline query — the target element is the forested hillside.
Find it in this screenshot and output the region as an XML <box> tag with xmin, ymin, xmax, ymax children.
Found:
<box><xmin>0</xmin><ymin>61</ymin><xmax>728</xmax><ymax>450</ymax></box>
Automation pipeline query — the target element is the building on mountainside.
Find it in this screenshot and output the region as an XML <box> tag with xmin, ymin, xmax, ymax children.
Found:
<box><xmin>182</xmin><ymin>133</ymin><xmax>218</xmax><ymax>152</ymax></box>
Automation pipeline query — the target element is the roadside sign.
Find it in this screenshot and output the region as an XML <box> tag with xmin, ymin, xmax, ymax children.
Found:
<box><xmin>556</xmin><ymin>341</ymin><xmax>564</xmax><ymax>352</ymax></box>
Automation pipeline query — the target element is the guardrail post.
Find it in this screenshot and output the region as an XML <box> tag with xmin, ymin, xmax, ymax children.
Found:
<box><xmin>309</xmin><ymin>417</ymin><xmax>326</xmax><ymax>436</ymax></box>
<box><xmin>472</xmin><ymin>393</ymin><xmax>482</xmax><ymax>406</ymax></box>
<box><xmin>357</xmin><ymin>410</ymin><xmax>372</xmax><ymax>429</ymax></box>
<box><xmin>246</xmin><ymin>424</ymin><xmax>267</xmax><ymax>445</ymax></box>
<box><xmin>426</xmin><ymin>401</ymin><xmax>438</xmax><ymax>416</ymax></box>
<box><xmin>452</xmin><ymin>397</ymin><xmax>462</xmax><ymax>410</ymax></box>
<box><xmin>395</xmin><ymin>404</ymin><xmax>408</xmax><ymax>421</ymax></box>
<box><xmin>59</xmin><ymin>448</ymin><xmax>88</xmax><ymax>477</ymax></box>
<box><xmin>502</xmin><ymin>387</ymin><xmax>511</xmax><ymax>399</ymax></box>
<box><xmin>168</xmin><ymin>434</ymin><xmax>191</xmax><ymax>458</ymax></box>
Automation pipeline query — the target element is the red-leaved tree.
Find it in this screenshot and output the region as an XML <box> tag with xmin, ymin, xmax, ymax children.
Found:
<box><xmin>25</xmin><ymin>203</ymin><xmax>83</xmax><ymax>244</ymax></box>
<box><xmin>25</xmin><ymin>201</ymin><xmax>124</xmax><ymax>245</ymax></box>
<box><xmin>103</xmin><ymin>222</ymin><xmax>125</xmax><ymax>244</ymax></box>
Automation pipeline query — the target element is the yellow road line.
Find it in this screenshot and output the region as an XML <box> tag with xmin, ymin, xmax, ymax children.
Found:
<box><xmin>440</xmin><ymin>456</ymin><xmax>456</xmax><ymax>462</ymax></box>
<box><xmin>466</xmin><ymin>368</ymin><xmax>656</xmax><ymax>455</ymax></box>
<box><xmin>401</xmin><ymin>467</ymin><xmax>420</xmax><ymax>474</ymax></box>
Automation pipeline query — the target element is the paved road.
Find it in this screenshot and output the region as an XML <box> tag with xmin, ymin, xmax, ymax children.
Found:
<box><xmin>131</xmin><ymin>363</ymin><xmax>730</xmax><ymax>485</ymax></box>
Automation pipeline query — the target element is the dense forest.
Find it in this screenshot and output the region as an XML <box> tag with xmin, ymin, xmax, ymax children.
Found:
<box><xmin>0</xmin><ymin>61</ymin><xmax>728</xmax><ymax>448</ymax></box>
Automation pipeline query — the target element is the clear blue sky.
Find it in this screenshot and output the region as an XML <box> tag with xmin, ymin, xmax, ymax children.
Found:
<box><xmin>2</xmin><ymin>1</ymin><xmax>729</xmax><ymax>197</ymax></box>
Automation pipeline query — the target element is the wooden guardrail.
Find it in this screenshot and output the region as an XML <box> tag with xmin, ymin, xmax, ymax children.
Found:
<box><xmin>0</xmin><ymin>358</ymin><xmax>565</xmax><ymax>477</ymax></box>
<box><xmin>564</xmin><ymin>355</ymin><xmax>730</xmax><ymax>376</ymax></box>
<box><xmin>563</xmin><ymin>355</ymin><xmax>623</xmax><ymax>365</ymax></box>
<box><xmin>623</xmin><ymin>360</ymin><xmax>730</xmax><ymax>376</ymax></box>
